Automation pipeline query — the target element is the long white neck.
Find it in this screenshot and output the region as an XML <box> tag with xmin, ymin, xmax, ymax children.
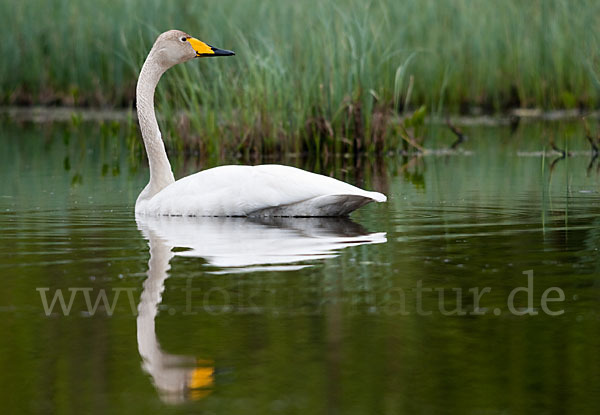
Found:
<box><xmin>136</xmin><ymin>52</ymin><xmax>175</xmax><ymax>205</ymax></box>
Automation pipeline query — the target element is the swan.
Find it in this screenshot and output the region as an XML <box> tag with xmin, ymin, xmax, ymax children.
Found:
<box><xmin>135</xmin><ymin>30</ymin><xmax>387</xmax><ymax>217</ymax></box>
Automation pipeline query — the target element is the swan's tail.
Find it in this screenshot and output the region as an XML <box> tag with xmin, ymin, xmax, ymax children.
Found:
<box><xmin>250</xmin><ymin>193</ymin><xmax>387</xmax><ymax>217</ymax></box>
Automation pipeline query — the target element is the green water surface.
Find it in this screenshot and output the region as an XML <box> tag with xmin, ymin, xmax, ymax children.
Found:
<box><xmin>0</xmin><ymin>121</ymin><xmax>599</xmax><ymax>414</ymax></box>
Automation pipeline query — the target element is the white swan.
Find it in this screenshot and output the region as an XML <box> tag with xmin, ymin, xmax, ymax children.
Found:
<box><xmin>135</xmin><ymin>30</ymin><xmax>387</xmax><ymax>217</ymax></box>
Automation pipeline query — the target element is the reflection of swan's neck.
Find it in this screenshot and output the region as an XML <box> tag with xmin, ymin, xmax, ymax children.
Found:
<box><xmin>137</xmin><ymin>236</ymin><xmax>175</xmax><ymax>365</ymax></box>
<box><xmin>136</xmin><ymin>52</ymin><xmax>175</xmax><ymax>202</ymax></box>
<box><xmin>137</xmin><ymin>232</ymin><xmax>214</xmax><ymax>404</ymax></box>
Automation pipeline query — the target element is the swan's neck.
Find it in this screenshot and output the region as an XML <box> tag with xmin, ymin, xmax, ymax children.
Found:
<box><xmin>136</xmin><ymin>52</ymin><xmax>175</xmax><ymax>204</ymax></box>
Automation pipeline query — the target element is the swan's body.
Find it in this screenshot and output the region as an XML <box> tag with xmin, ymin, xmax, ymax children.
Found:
<box><xmin>137</xmin><ymin>164</ymin><xmax>385</xmax><ymax>216</ymax></box>
<box><xmin>135</xmin><ymin>30</ymin><xmax>386</xmax><ymax>217</ymax></box>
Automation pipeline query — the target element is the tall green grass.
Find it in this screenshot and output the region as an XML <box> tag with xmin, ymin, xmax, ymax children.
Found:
<box><xmin>2</xmin><ymin>0</ymin><xmax>600</xmax><ymax>154</ymax></box>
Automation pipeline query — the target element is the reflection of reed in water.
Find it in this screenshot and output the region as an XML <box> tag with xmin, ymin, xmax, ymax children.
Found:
<box><xmin>136</xmin><ymin>216</ymin><xmax>386</xmax><ymax>403</ymax></box>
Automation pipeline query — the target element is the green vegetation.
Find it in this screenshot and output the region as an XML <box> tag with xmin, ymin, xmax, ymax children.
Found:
<box><xmin>2</xmin><ymin>0</ymin><xmax>600</xmax><ymax>154</ymax></box>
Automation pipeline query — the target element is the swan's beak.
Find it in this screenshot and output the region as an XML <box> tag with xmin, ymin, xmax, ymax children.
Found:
<box><xmin>188</xmin><ymin>37</ymin><xmax>235</xmax><ymax>57</ymax></box>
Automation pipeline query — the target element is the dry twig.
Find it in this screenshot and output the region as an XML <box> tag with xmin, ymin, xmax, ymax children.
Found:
<box><xmin>446</xmin><ymin>118</ymin><xmax>468</xmax><ymax>149</ymax></box>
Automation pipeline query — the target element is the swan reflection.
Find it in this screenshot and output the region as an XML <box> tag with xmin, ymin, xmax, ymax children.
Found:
<box><xmin>137</xmin><ymin>216</ymin><xmax>386</xmax><ymax>272</ymax></box>
<box><xmin>137</xmin><ymin>229</ymin><xmax>214</xmax><ymax>404</ymax></box>
<box><xmin>136</xmin><ymin>216</ymin><xmax>386</xmax><ymax>403</ymax></box>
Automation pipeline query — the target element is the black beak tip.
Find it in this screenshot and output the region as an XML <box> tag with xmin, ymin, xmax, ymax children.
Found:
<box><xmin>213</xmin><ymin>48</ymin><xmax>235</xmax><ymax>57</ymax></box>
<box><xmin>201</xmin><ymin>44</ymin><xmax>235</xmax><ymax>57</ymax></box>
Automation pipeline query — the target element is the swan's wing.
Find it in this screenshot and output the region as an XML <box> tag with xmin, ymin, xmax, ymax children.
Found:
<box><xmin>144</xmin><ymin>164</ymin><xmax>386</xmax><ymax>216</ymax></box>
<box><xmin>251</xmin><ymin>194</ymin><xmax>375</xmax><ymax>217</ymax></box>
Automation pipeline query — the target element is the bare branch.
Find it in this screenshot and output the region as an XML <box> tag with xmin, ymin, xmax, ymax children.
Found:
<box><xmin>446</xmin><ymin>117</ymin><xmax>467</xmax><ymax>149</ymax></box>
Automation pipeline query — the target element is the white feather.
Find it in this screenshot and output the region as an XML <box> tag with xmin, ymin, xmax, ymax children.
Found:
<box><xmin>136</xmin><ymin>164</ymin><xmax>386</xmax><ymax>216</ymax></box>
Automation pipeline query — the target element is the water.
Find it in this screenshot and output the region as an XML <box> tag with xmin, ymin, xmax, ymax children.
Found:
<box><xmin>1</xmin><ymin>121</ymin><xmax>599</xmax><ymax>414</ymax></box>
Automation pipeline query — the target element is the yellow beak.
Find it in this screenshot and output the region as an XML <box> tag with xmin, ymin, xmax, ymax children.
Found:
<box><xmin>188</xmin><ymin>37</ymin><xmax>235</xmax><ymax>57</ymax></box>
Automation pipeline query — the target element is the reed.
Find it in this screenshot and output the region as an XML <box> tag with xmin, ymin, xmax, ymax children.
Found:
<box><xmin>2</xmin><ymin>0</ymin><xmax>599</xmax><ymax>155</ymax></box>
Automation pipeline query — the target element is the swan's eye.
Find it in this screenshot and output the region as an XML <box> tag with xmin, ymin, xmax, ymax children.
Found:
<box><xmin>180</xmin><ymin>37</ymin><xmax>187</xmax><ymax>42</ymax></box>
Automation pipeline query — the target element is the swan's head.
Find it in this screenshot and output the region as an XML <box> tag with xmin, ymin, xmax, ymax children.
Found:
<box><xmin>151</xmin><ymin>30</ymin><xmax>235</xmax><ymax>68</ymax></box>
